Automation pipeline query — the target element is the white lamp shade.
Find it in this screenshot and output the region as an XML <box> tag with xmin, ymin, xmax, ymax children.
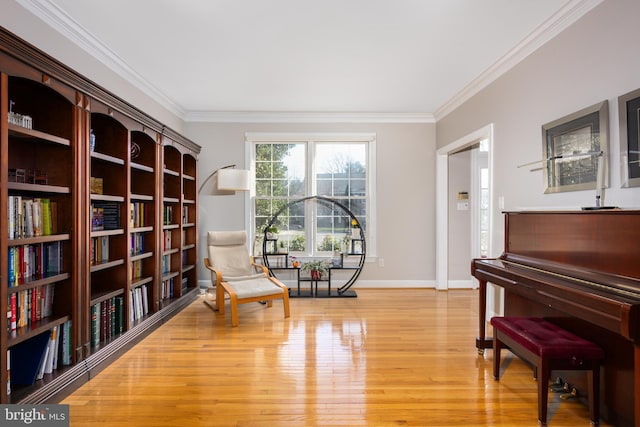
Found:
<box><xmin>199</xmin><ymin>167</ymin><xmax>251</xmax><ymax>195</ymax></box>
<box><xmin>215</xmin><ymin>168</ymin><xmax>250</xmax><ymax>191</ymax></box>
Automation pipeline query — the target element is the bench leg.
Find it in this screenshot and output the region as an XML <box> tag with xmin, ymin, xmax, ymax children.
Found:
<box><xmin>537</xmin><ymin>358</ymin><xmax>550</xmax><ymax>426</ymax></box>
<box><xmin>589</xmin><ymin>364</ymin><xmax>600</xmax><ymax>426</ymax></box>
<box><xmin>493</xmin><ymin>335</ymin><xmax>503</xmax><ymax>380</ymax></box>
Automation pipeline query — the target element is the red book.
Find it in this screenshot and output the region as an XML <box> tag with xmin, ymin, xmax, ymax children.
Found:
<box><xmin>9</xmin><ymin>293</ymin><xmax>17</xmax><ymax>331</ymax></box>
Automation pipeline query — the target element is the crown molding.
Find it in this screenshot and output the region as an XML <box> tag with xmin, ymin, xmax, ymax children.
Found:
<box><xmin>184</xmin><ymin>111</ymin><xmax>436</xmax><ymax>123</ymax></box>
<box><xmin>17</xmin><ymin>0</ymin><xmax>602</xmax><ymax>125</ymax></box>
<box><xmin>16</xmin><ymin>0</ymin><xmax>186</xmax><ymax>118</ymax></box>
<box><xmin>434</xmin><ymin>0</ymin><xmax>604</xmax><ymax>121</ymax></box>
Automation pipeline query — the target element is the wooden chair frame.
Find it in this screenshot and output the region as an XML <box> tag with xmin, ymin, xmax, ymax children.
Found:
<box><xmin>204</xmin><ymin>257</ymin><xmax>290</xmax><ymax>327</ymax></box>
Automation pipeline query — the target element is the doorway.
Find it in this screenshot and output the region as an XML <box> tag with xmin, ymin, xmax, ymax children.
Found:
<box><xmin>435</xmin><ymin>124</ymin><xmax>493</xmax><ymax>290</ymax></box>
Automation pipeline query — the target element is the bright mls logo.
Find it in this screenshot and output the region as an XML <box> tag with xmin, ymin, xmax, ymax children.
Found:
<box><xmin>1</xmin><ymin>405</ymin><xmax>69</xmax><ymax>426</ymax></box>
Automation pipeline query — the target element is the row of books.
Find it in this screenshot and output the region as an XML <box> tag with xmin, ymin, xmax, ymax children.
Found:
<box><xmin>6</xmin><ymin>283</ymin><xmax>55</xmax><ymax>332</ymax></box>
<box><xmin>90</xmin><ymin>296</ymin><xmax>124</xmax><ymax>347</ymax></box>
<box><xmin>131</xmin><ymin>260</ymin><xmax>143</xmax><ymax>281</ymax></box>
<box><xmin>8</xmin><ymin>196</ymin><xmax>58</xmax><ymax>239</ymax></box>
<box><xmin>182</xmin><ymin>205</ymin><xmax>189</xmax><ymax>223</ymax></box>
<box><xmin>90</xmin><ymin>236</ymin><xmax>109</xmax><ymax>265</ymax></box>
<box><xmin>163</xmin><ymin>205</ymin><xmax>174</xmax><ymax>225</ymax></box>
<box><xmin>7</xmin><ymin>320</ymin><xmax>72</xmax><ymax>391</ymax></box>
<box><xmin>163</xmin><ymin>230</ymin><xmax>172</xmax><ymax>250</ymax></box>
<box><xmin>8</xmin><ymin>241</ymin><xmax>63</xmax><ymax>286</ymax></box>
<box><xmin>91</xmin><ymin>201</ymin><xmax>121</xmax><ymax>231</ymax></box>
<box><xmin>130</xmin><ymin>285</ymin><xmax>149</xmax><ymax>323</ymax></box>
<box><xmin>162</xmin><ymin>254</ymin><xmax>172</xmax><ymax>274</ymax></box>
<box><xmin>131</xmin><ymin>232</ymin><xmax>146</xmax><ymax>255</ymax></box>
<box><xmin>160</xmin><ymin>278</ymin><xmax>174</xmax><ymax>300</ymax></box>
<box><xmin>130</xmin><ymin>202</ymin><xmax>152</xmax><ymax>228</ymax></box>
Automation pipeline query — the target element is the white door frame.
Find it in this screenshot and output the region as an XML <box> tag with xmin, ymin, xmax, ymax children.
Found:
<box><xmin>435</xmin><ymin>124</ymin><xmax>494</xmax><ymax>290</ymax></box>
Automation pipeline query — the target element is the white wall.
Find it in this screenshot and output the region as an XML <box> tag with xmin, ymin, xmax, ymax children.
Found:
<box><xmin>0</xmin><ymin>1</ymin><xmax>185</xmax><ymax>132</ymax></box>
<box><xmin>437</xmin><ymin>0</ymin><xmax>640</xmax><ymax>257</ymax></box>
<box><xmin>186</xmin><ymin>121</ymin><xmax>436</xmax><ymax>288</ymax></box>
<box><xmin>447</xmin><ymin>148</ymin><xmax>471</xmax><ymax>281</ymax></box>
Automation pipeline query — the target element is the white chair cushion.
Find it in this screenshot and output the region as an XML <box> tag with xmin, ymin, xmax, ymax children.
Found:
<box><xmin>225</xmin><ymin>276</ymin><xmax>284</xmax><ymax>299</ymax></box>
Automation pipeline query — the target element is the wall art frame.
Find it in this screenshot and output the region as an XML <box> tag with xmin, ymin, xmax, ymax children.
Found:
<box><xmin>618</xmin><ymin>88</ymin><xmax>640</xmax><ymax>188</ymax></box>
<box><xmin>541</xmin><ymin>100</ymin><xmax>609</xmax><ymax>194</ymax></box>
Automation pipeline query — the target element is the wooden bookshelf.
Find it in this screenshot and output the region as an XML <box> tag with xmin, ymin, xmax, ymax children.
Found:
<box><xmin>0</xmin><ymin>26</ymin><xmax>200</xmax><ymax>403</ymax></box>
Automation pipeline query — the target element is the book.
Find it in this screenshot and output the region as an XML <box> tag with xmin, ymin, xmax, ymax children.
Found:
<box><xmin>10</xmin><ymin>331</ymin><xmax>50</xmax><ymax>385</ymax></box>
<box><xmin>60</xmin><ymin>320</ymin><xmax>72</xmax><ymax>366</ymax></box>
<box><xmin>6</xmin><ymin>350</ymin><xmax>10</xmax><ymax>395</ymax></box>
<box><xmin>91</xmin><ymin>303</ymin><xmax>100</xmax><ymax>347</ymax></box>
<box><xmin>43</xmin><ymin>326</ymin><xmax>58</xmax><ymax>374</ymax></box>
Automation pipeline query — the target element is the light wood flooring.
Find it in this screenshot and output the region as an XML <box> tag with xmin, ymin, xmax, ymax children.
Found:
<box><xmin>61</xmin><ymin>289</ymin><xmax>613</xmax><ymax>426</ymax></box>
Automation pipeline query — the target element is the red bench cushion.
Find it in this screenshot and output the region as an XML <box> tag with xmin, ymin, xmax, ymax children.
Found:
<box><xmin>491</xmin><ymin>317</ymin><xmax>604</xmax><ymax>361</ymax></box>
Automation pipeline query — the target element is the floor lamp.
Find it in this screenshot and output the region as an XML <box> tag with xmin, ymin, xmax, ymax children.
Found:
<box><xmin>198</xmin><ymin>165</ymin><xmax>250</xmax><ymax>306</ymax></box>
<box><xmin>198</xmin><ymin>164</ymin><xmax>251</xmax><ymax>195</ymax></box>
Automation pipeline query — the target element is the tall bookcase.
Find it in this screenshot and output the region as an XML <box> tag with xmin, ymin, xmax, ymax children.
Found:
<box><xmin>160</xmin><ymin>133</ymin><xmax>199</xmax><ymax>306</ymax></box>
<box><xmin>0</xmin><ymin>27</ymin><xmax>200</xmax><ymax>403</ymax></box>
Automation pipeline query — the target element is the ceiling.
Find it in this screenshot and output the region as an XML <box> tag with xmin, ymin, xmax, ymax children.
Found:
<box><xmin>17</xmin><ymin>0</ymin><xmax>596</xmax><ymax>121</ymax></box>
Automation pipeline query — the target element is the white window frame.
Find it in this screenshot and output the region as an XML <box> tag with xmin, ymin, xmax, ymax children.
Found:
<box><xmin>245</xmin><ymin>132</ymin><xmax>377</xmax><ymax>258</ymax></box>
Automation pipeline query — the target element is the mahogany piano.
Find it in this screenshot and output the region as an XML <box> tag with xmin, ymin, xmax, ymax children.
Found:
<box><xmin>472</xmin><ymin>210</ymin><xmax>640</xmax><ymax>426</ymax></box>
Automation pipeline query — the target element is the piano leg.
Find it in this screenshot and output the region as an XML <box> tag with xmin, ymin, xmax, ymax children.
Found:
<box><xmin>635</xmin><ymin>345</ymin><xmax>640</xmax><ymax>427</ymax></box>
<box><xmin>476</xmin><ymin>278</ymin><xmax>493</xmax><ymax>354</ymax></box>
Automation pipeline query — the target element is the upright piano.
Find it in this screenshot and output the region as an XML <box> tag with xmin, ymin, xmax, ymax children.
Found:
<box><xmin>472</xmin><ymin>210</ymin><xmax>640</xmax><ymax>426</ymax></box>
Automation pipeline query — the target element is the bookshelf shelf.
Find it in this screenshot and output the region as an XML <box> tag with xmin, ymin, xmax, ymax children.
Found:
<box><xmin>131</xmin><ymin>252</ymin><xmax>153</xmax><ymax>262</ymax></box>
<box><xmin>90</xmin><ymin>151</ymin><xmax>125</xmax><ymax>166</ymax></box>
<box><xmin>130</xmin><ymin>194</ymin><xmax>153</xmax><ymax>202</ymax></box>
<box><xmin>130</xmin><ymin>162</ymin><xmax>153</xmax><ymax>173</ymax></box>
<box><xmin>89</xmin><ymin>289</ymin><xmax>124</xmax><ymax>307</ymax></box>
<box><xmin>8</xmin><ymin>234</ymin><xmax>71</xmax><ymax>246</ymax></box>
<box><xmin>90</xmin><ymin>194</ymin><xmax>126</xmax><ymax>202</ymax></box>
<box><xmin>90</xmin><ymin>229</ymin><xmax>125</xmax><ymax>238</ymax></box>
<box><xmin>130</xmin><ymin>277</ymin><xmax>153</xmax><ymax>289</ymax></box>
<box><xmin>8</xmin><ymin>123</ymin><xmax>70</xmax><ymax>146</ymax></box>
<box><xmin>7</xmin><ymin>182</ymin><xmax>71</xmax><ymax>194</ymax></box>
<box><xmin>7</xmin><ymin>316</ymin><xmax>71</xmax><ymax>347</ymax></box>
<box><xmin>162</xmin><ymin>271</ymin><xmax>180</xmax><ymax>281</ymax></box>
<box><xmin>90</xmin><ymin>259</ymin><xmax>125</xmax><ymax>273</ymax></box>
<box><xmin>7</xmin><ymin>273</ymin><xmax>70</xmax><ymax>293</ymax></box>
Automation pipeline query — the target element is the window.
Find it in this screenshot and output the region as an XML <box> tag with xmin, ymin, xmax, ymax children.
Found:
<box><xmin>248</xmin><ymin>133</ymin><xmax>375</xmax><ymax>257</ymax></box>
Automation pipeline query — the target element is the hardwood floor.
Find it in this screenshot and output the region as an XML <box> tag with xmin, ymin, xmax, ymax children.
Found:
<box><xmin>62</xmin><ymin>289</ymin><xmax>612</xmax><ymax>426</ymax></box>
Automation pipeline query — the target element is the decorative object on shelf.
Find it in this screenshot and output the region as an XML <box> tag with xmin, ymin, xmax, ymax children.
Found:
<box><xmin>90</xmin><ymin>129</ymin><xmax>96</xmax><ymax>152</ymax></box>
<box><xmin>266</xmin><ymin>225</ymin><xmax>279</xmax><ymax>240</ymax></box>
<box><xmin>8</xmin><ymin>168</ymin><xmax>26</xmax><ymax>183</ymax></box>
<box><xmin>290</xmin><ymin>256</ymin><xmax>300</xmax><ymax>268</ymax></box>
<box><xmin>618</xmin><ymin>87</ymin><xmax>640</xmax><ymax>188</ymax></box>
<box><xmin>301</xmin><ymin>259</ymin><xmax>330</xmax><ymax>280</ymax></box>
<box><xmin>7</xmin><ymin>100</ymin><xmax>33</xmax><ymax>129</ymax></box>
<box><xmin>351</xmin><ymin>218</ymin><xmax>361</xmax><ymax>239</ymax></box>
<box><xmin>198</xmin><ymin>164</ymin><xmax>250</xmax><ymax>195</ymax></box>
<box><xmin>331</xmin><ymin>253</ymin><xmax>344</xmax><ymax>268</ymax></box>
<box><xmin>130</xmin><ymin>141</ymin><xmax>140</xmax><ymax>159</ymax></box>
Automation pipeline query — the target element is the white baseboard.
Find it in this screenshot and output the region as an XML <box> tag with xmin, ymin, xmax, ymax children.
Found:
<box><xmin>199</xmin><ymin>279</ymin><xmax>480</xmax><ymax>290</ymax></box>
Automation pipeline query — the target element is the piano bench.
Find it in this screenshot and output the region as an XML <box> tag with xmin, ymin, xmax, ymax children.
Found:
<box><xmin>490</xmin><ymin>316</ymin><xmax>604</xmax><ymax>426</ymax></box>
